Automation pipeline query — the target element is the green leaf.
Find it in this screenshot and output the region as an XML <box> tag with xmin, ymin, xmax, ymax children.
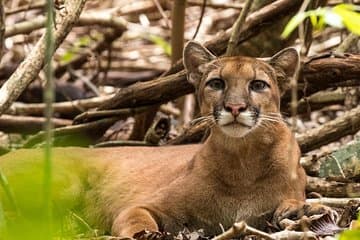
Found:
<box><xmin>333</xmin><ymin>4</ymin><xmax>360</xmax><ymax>35</ymax></box>
<box><xmin>323</xmin><ymin>9</ymin><xmax>344</xmax><ymax>28</ymax></box>
<box><xmin>281</xmin><ymin>12</ymin><xmax>309</xmax><ymax>38</ymax></box>
<box><xmin>76</xmin><ymin>36</ymin><xmax>92</xmax><ymax>48</ymax></box>
<box><xmin>339</xmin><ymin>230</ymin><xmax>360</xmax><ymax>240</ymax></box>
<box><xmin>60</xmin><ymin>51</ymin><xmax>75</xmax><ymax>64</ymax></box>
<box><xmin>316</xmin><ymin>14</ymin><xmax>325</xmax><ymax>29</ymax></box>
<box><xmin>145</xmin><ymin>35</ymin><xmax>171</xmax><ymax>56</ymax></box>
<box><xmin>309</xmin><ymin>14</ymin><xmax>318</xmax><ymax>27</ymax></box>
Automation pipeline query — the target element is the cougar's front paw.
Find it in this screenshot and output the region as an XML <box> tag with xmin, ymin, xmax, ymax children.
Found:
<box><xmin>272</xmin><ymin>199</ymin><xmax>338</xmax><ymax>229</ymax></box>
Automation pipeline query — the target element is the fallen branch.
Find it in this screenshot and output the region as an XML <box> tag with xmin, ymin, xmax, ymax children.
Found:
<box><xmin>23</xmin><ymin>117</ymin><xmax>119</xmax><ymax>148</ymax></box>
<box><xmin>307</xmin><ymin>176</ymin><xmax>360</xmax><ymax>198</ymax></box>
<box><xmin>5</xmin><ymin>2</ymin><xmax>45</xmax><ymax>16</ymax></box>
<box><xmin>8</xmin><ymin>94</ymin><xmax>115</xmax><ymax>116</ymax></box>
<box><xmin>297</xmin><ymin>105</ymin><xmax>360</xmax><ymax>153</ymax></box>
<box><xmin>98</xmin><ymin>70</ymin><xmax>193</xmax><ymax>110</ymax></box>
<box><xmin>288</xmin><ymin>90</ymin><xmax>345</xmax><ymax>115</ymax></box>
<box><xmin>0</xmin><ymin>0</ymin><xmax>87</xmax><ymax>115</ymax></box>
<box><xmin>7</xmin><ymin>97</ymin><xmax>178</xmax><ymax>119</ymax></box>
<box><xmin>93</xmin><ymin>140</ymin><xmax>153</xmax><ymax>148</ymax></box>
<box><xmin>306</xmin><ymin>197</ymin><xmax>360</xmax><ymax>208</ymax></box>
<box><xmin>73</xmin><ymin>106</ymin><xmax>150</xmax><ymax>124</ymax></box>
<box><xmin>0</xmin><ymin>115</ymin><xmax>71</xmax><ymax>134</ymax></box>
<box><xmin>5</xmin><ymin>13</ymin><xmax>128</xmax><ymax>38</ymax></box>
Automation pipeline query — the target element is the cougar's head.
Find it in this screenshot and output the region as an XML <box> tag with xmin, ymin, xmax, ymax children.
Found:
<box><xmin>183</xmin><ymin>41</ymin><xmax>299</xmax><ymax>138</ymax></box>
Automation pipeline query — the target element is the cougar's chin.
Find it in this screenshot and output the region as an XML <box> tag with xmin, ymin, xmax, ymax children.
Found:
<box><xmin>216</xmin><ymin>111</ymin><xmax>256</xmax><ymax>138</ymax></box>
<box><xmin>219</xmin><ymin>124</ymin><xmax>252</xmax><ymax>138</ymax></box>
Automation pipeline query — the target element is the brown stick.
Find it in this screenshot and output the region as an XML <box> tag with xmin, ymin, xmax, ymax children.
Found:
<box><xmin>0</xmin><ymin>0</ymin><xmax>87</xmax><ymax>115</ymax></box>
<box><xmin>212</xmin><ymin>221</ymin><xmax>274</xmax><ymax>240</ymax></box>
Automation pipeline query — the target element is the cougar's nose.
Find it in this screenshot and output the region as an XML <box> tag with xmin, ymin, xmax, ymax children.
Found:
<box><xmin>224</xmin><ymin>102</ymin><xmax>247</xmax><ymax>116</ymax></box>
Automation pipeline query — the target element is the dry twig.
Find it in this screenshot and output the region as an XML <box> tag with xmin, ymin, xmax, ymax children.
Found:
<box><xmin>211</xmin><ymin>221</ymin><xmax>317</xmax><ymax>240</ymax></box>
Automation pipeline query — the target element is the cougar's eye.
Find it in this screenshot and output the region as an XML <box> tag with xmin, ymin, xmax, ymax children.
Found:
<box><xmin>249</xmin><ymin>80</ymin><xmax>269</xmax><ymax>92</ymax></box>
<box><xmin>206</xmin><ymin>78</ymin><xmax>225</xmax><ymax>90</ymax></box>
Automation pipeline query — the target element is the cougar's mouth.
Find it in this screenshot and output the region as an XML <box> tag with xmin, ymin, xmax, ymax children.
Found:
<box><xmin>213</xmin><ymin>106</ymin><xmax>260</xmax><ymax>137</ymax></box>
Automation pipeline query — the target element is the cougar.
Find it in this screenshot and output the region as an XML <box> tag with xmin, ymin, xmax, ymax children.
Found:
<box><xmin>0</xmin><ymin>41</ymin><xmax>335</xmax><ymax>238</ymax></box>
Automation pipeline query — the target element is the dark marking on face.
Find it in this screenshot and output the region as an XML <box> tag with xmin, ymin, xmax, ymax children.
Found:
<box><xmin>213</xmin><ymin>104</ymin><xmax>223</xmax><ymax>122</ymax></box>
<box><xmin>251</xmin><ymin>106</ymin><xmax>260</xmax><ymax>124</ymax></box>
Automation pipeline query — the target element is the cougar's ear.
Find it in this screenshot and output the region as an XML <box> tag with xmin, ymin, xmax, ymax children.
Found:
<box><xmin>269</xmin><ymin>47</ymin><xmax>299</xmax><ymax>95</ymax></box>
<box><xmin>183</xmin><ymin>41</ymin><xmax>216</xmax><ymax>87</ymax></box>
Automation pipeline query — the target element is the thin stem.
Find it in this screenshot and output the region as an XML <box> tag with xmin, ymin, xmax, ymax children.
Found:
<box><xmin>43</xmin><ymin>0</ymin><xmax>55</xmax><ymax>238</ymax></box>
<box><xmin>225</xmin><ymin>0</ymin><xmax>253</xmax><ymax>56</ymax></box>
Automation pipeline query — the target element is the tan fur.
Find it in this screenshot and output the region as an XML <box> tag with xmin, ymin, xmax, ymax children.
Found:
<box><xmin>1</xmin><ymin>42</ymin><xmax>330</xmax><ymax>237</ymax></box>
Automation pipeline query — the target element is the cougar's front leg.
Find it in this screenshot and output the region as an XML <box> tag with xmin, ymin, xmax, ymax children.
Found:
<box><xmin>273</xmin><ymin>199</ymin><xmax>338</xmax><ymax>228</ymax></box>
<box><xmin>112</xmin><ymin>207</ymin><xmax>159</xmax><ymax>237</ymax></box>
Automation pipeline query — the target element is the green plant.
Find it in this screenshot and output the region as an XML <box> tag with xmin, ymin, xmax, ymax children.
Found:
<box><xmin>282</xmin><ymin>4</ymin><xmax>360</xmax><ymax>38</ymax></box>
<box><xmin>339</xmin><ymin>214</ymin><xmax>360</xmax><ymax>240</ymax></box>
<box><xmin>144</xmin><ymin>34</ymin><xmax>171</xmax><ymax>56</ymax></box>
